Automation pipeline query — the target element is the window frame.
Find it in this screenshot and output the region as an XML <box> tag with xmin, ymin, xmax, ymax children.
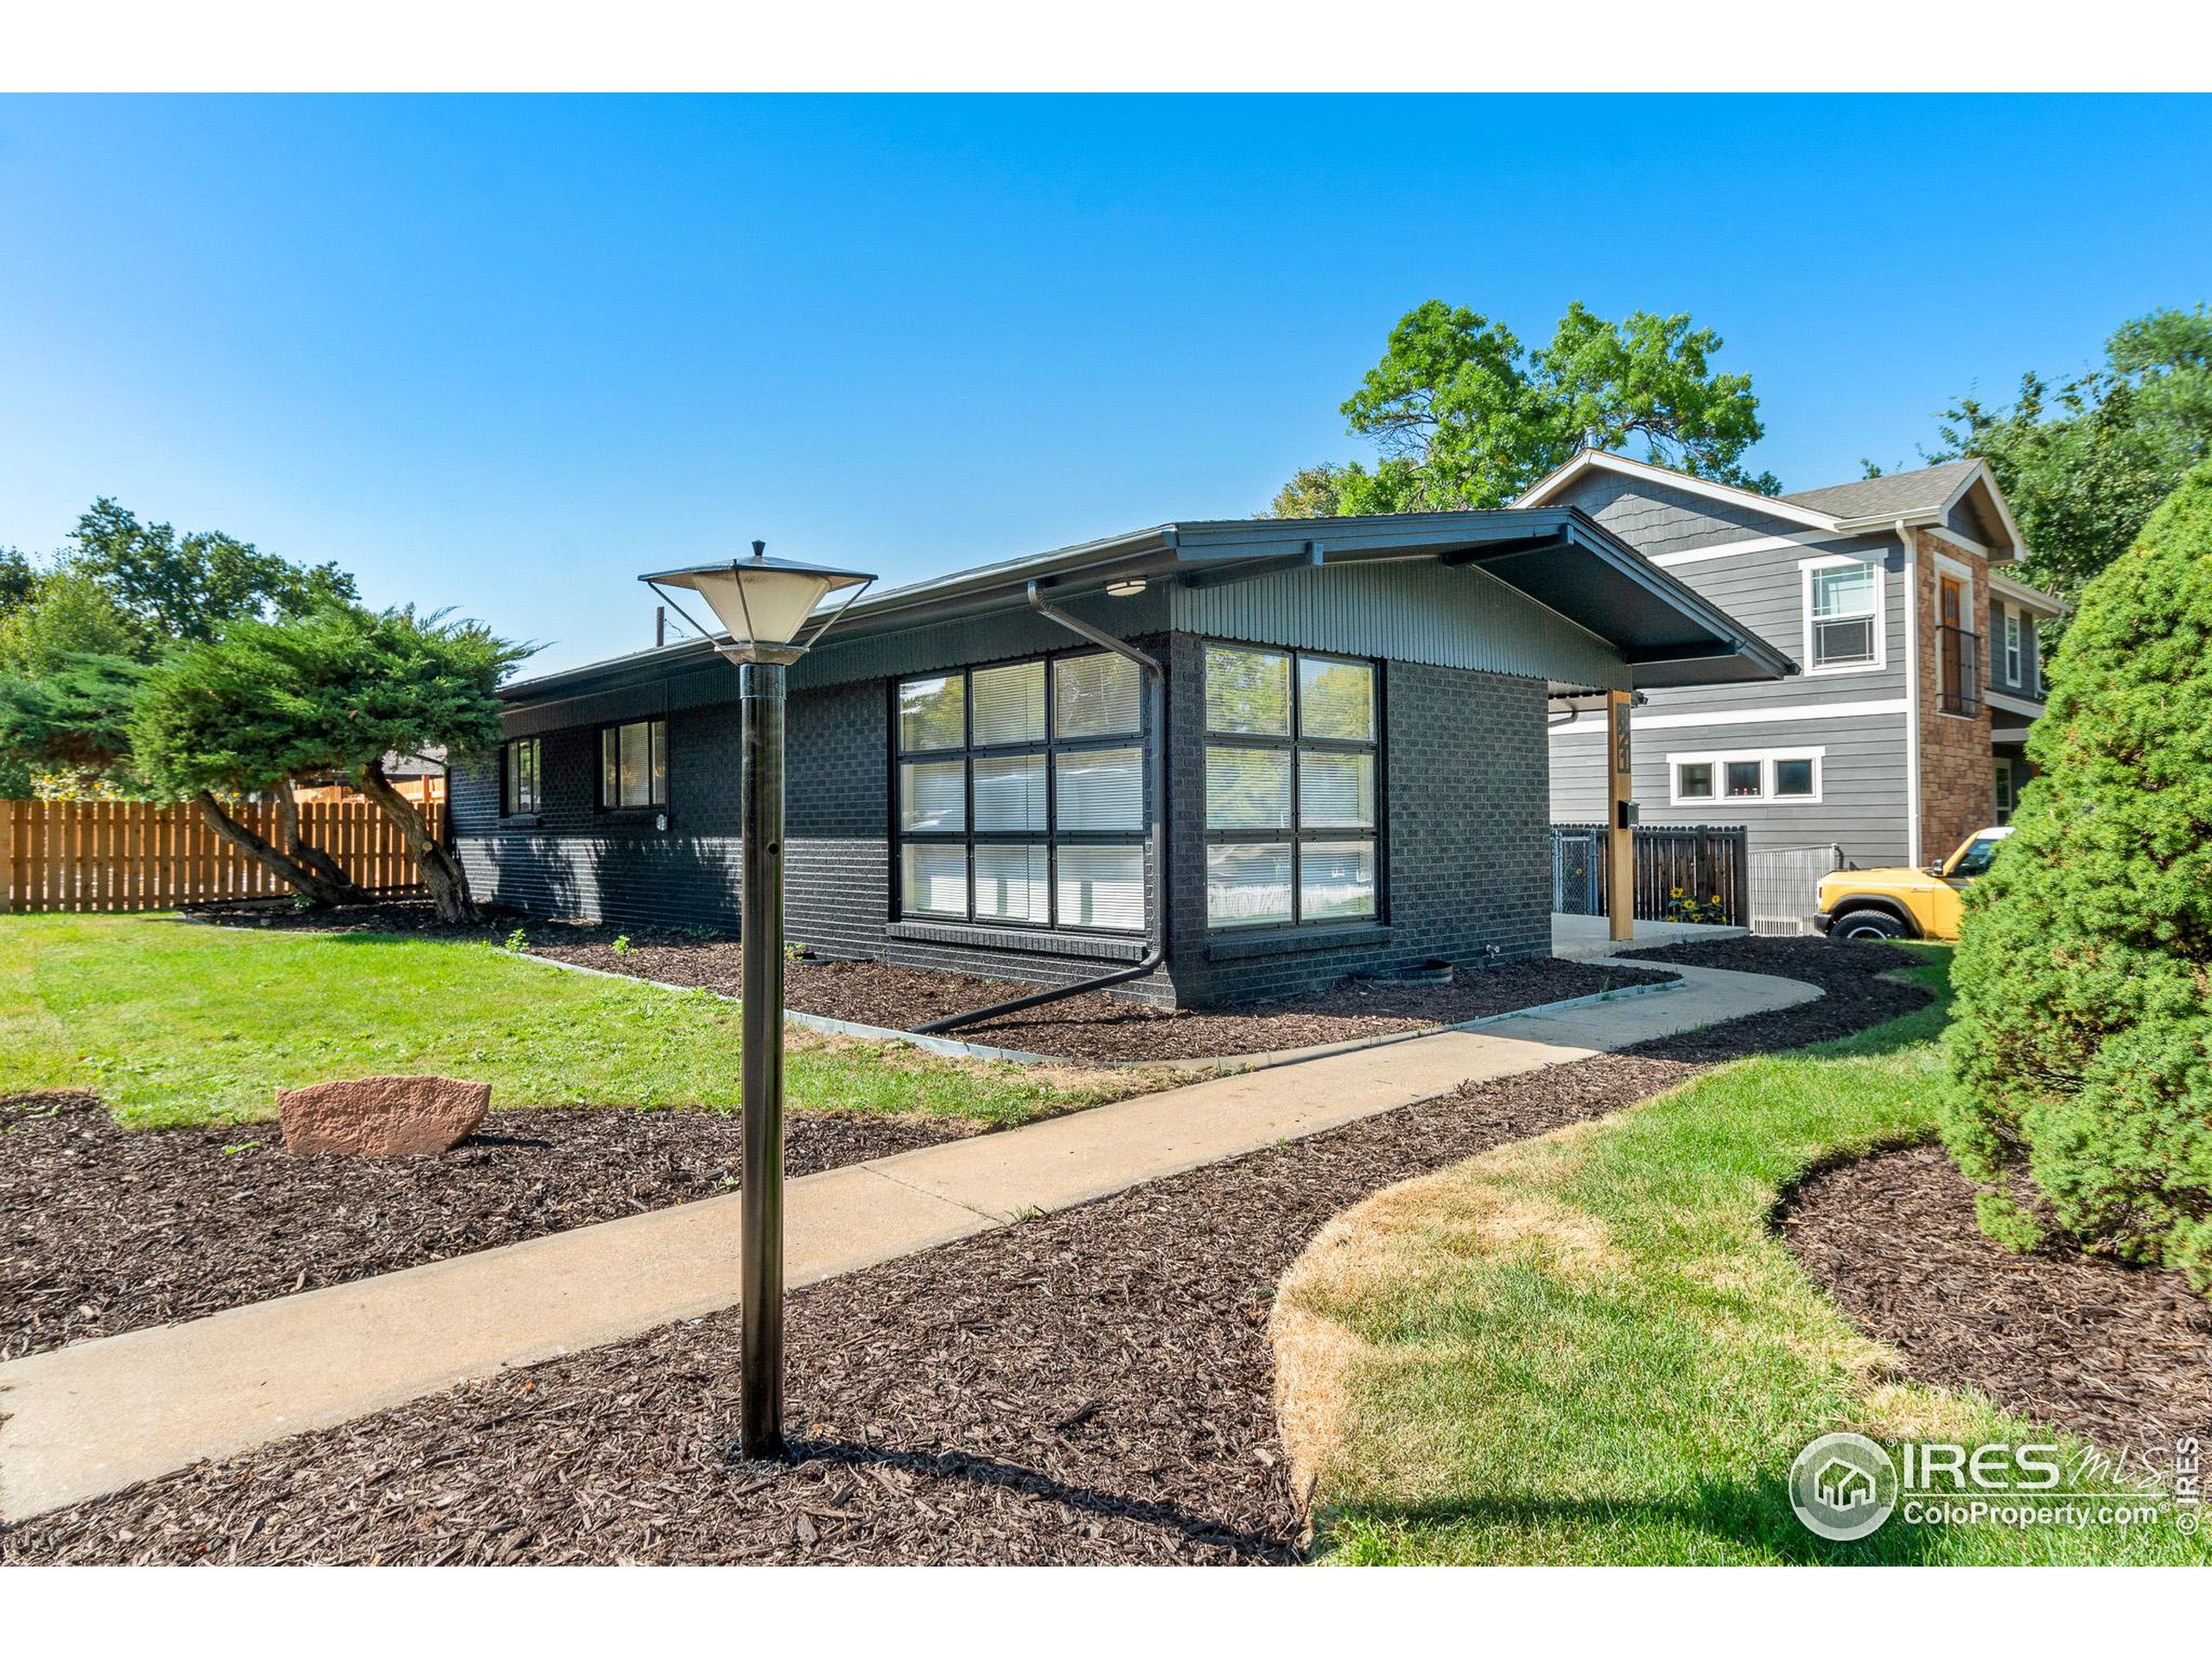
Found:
<box><xmin>1200</xmin><ymin>641</ymin><xmax>1386</xmax><ymax>934</ymax></box>
<box><xmin>502</xmin><ymin>736</ymin><xmax>543</xmax><ymax>817</ymax></box>
<box><xmin>1668</xmin><ymin>747</ymin><xmax>1825</xmax><ymax>807</ymax></box>
<box><xmin>1993</xmin><ymin>759</ymin><xmax>2016</xmax><ymax>824</ymax></box>
<box><xmin>596</xmin><ymin>718</ymin><xmax>668</xmax><ymax>811</ymax></box>
<box><xmin>889</xmin><ymin>648</ymin><xmax>1150</xmax><ymax>936</ymax></box>
<box><xmin>1800</xmin><ymin>554</ymin><xmax>1886</xmax><ymax>676</ymax></box>
<box><xmin>2003</xmin><ymin>608</ymin><xmax>2023</xmax><ymax>685</ymax></box>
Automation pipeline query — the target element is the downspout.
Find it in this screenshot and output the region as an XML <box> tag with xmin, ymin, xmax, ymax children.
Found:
<box><xmin>914</xmin><ymin>581</ymin><xmax>1167</xmax><ymax>1035</ymax></box>
<box><xmin>1898</xmin><ymin>518</ymin><xmax>1923</xmax><ymax>868</ymax></box>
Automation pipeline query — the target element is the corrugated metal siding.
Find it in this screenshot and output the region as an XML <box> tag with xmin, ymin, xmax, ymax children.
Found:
<box><xmin>1167</xmin><ymin>558</ymin><xmax>1625</xmax><ymax>689</ymax></box>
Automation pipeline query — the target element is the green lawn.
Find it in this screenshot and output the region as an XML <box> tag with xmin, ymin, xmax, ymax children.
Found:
<box><xmin>0</xmin><ymin>912</ymin><xmax>1142</xmax><ymax>1129</ymax></box>
<box><xmin>1278</xmin><ymin>952</ymin><xmax>2212</xmax><ymax>1565</ymax></box>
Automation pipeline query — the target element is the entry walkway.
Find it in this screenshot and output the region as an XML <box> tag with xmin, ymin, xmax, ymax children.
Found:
<box><xmin>1550</xmin><ymin>912</ymin><xmax>1747</xmax><ymax>960</ymax></box>
<box><xmin>0</xmin><ymin>960</ymin><xmax>1815</xmax><ymax>1522</ymax></box>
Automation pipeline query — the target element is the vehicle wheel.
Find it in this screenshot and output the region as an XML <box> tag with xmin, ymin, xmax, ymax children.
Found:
<box><xmin>1829</xmin><ymin>909</ymin><xmax>1909</xmax><ymax>942</ymax></box>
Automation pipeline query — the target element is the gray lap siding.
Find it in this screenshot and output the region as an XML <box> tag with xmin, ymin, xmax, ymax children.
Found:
<box><xmin>455</xmin><ymin>632</ymin><xmax>1556</xmax><ymax>1008</ymax></box>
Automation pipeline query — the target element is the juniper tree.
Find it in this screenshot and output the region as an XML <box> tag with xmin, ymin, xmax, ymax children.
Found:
<box><xmin>131</xmin><ymin>605</ymin><xmax>526</xmax><ymax>921</ymax></box>
<box><xmin>1944</xmin><ymin>460</ymin><xmax>2212</xmax><ymax>1287</ymax></box>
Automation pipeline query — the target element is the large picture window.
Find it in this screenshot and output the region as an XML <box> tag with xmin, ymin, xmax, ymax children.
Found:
<box><xmin>599</xmin><ymin>719</ymin><xmax>667</xmax><ymax>809</ymax></box>
<box><xmin>1202</xmin><ymin>644</ymin><xmax>1380</xmax><ymax>930</ymax></box>
<box><xmin>503</xmin><ymin>738</ymin><xmax>543</xmax><ymax>816</ymax></box>
<box><xmin>893</xmin><ymin>651</ymin><xmax>1147</xmax><ymax>933</ymax></box>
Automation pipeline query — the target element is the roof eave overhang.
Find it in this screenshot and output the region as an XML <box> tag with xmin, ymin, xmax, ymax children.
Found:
<box><xmin>501</xmin><ymin>505</ymin><xmax>1794</xmax><ymax>704</ymax></box>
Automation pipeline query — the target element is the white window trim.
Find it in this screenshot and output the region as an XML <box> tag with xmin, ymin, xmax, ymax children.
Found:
<box><xmin>1800</xmin><ymin>554</ymin><xmax>1886</xmax><ymax>676</ymax></box>
<box><xmin>1668</xmin><ymin>747</ymin><xmax>1827</xmax><ymax>808</ymax></box>
<box><xmin>1932</xmin><ymin>552</ymin><xmax>1978</xmax><ymax>718</ymax></box>
<box><xmin>2004</xmin><ymin>607</ymin><xmax>2023</xmax><ymax>684</ymax></box>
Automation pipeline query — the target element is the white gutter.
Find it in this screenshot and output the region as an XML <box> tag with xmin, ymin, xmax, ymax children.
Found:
<box><xmin>1898</xmin><ymin>518</ymin><xmax>1922</xmax><ymax>868</ymax></box>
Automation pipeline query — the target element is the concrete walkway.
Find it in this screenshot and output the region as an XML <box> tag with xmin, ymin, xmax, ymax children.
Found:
<box><xmin>1549</xmin><ymin>912</ymin><xmax>1747</xmax><ymax>960</ymax></box>
<box><xmin>0</xmin><ymin>959</ymin><xmax>1817</xmax><ymax>1523</ymax></box>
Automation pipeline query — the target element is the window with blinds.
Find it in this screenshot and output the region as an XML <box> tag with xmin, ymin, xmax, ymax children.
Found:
<box><xmin>893</xmin><ymin>650</ymin><xmax>1147</xmax><ymax>933</ymax></box>
<box><xmin>1201</xmin><ymin>644</ymin><xmax>1381</xmax><ymax>930</ymax></box>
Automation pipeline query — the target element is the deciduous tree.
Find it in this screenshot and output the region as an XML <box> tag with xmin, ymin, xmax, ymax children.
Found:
<box><xmin>1269</xmin><ymin>300</ymin><xmax>1775</xmax><ymax>517</ymax></box>
<box><xmin>1931</xmin><ymin>305</ymin><xmax>2212</xmax><ymax>626</ymax></box>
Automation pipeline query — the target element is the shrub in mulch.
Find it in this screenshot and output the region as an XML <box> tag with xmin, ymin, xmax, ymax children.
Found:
<box><xmin>1777</xmin><ymin>1143</ymin><xmax>2212</xmax><ymax>1458</ymax></box>
<box><xmin>0</xmin><ymin>1094</ymin><xmax>964</xmax><ymax>1362</ymax></box>
<box><xmin>1</xmin><ymin>938</ymin><xmax>1923</xmax><ymax>1566</ymax></box>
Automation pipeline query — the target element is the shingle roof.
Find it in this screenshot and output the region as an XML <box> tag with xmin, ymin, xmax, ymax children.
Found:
<box><xmin>1779</xmin><ymin>459</ymin><xmax>1982</xmax><ymax>520</ymax></box>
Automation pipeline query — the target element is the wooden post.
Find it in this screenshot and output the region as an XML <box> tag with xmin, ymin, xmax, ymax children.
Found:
<box><xmin>1607</xmin><ymin>688</ymin><xmax>1635</xmax><ymax>944</ymax></box>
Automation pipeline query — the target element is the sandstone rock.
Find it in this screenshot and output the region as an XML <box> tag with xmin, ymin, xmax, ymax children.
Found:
<box><xmin>278</xmin><ymin>1075</ymin><xmax>491</xmax><ymax>1156</ymax></box>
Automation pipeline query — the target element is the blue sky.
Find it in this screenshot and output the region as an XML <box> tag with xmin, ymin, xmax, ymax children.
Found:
<box><xmin>2</xmin><ymin>94</ymin><xmax>2205</xmax><ymax>673</ymax></box>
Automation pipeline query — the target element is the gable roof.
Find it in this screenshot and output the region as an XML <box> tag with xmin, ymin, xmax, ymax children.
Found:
<box><xmin>1514</xmin><ymin>448</ymin><xmax>2026</xmax><ymax>558</ymax></box>
<box><xmin>1778</xmin><ymin>460</ymin><xmax>1984</xmax><ymax>519</ymax></box>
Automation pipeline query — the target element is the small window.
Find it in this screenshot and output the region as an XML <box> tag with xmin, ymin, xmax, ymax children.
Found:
<box><xmin>1807</xmin><ymin>561</ymin><xmax>1880</xmax><ymax>670</ymax></box>
<box><xmin>503</xmin><ymin>738</ymin><xmax>542</xmax><ymax>816</ymax></box>
<box><xmin>2004</xmin><ymin>610</ymin><xmax>2023</xmax><ymax>684</ymax></box>
<box><xmin>1773</xmin><ymin>758</ymin><xmax>1816</xmax><ymax>798</ymax></box>
<box><xmin>1725</xmin><ymin>760</ymin><xmax>1764</xmax><ymax>798</ymax></box>
<box><xmin>1675</xmin><ymin>761</ymin><xmax>1713</xmax><ymax>800</ymax></box>
<box><xmin>1993</xmin><ymin>761</ymin><xmax>2015</xmax><ymax>824</ymax></box>
<box><xmin>600</xmin><ymin>720</ymin><xmax>667</xmax><ymax>809</ymax></box>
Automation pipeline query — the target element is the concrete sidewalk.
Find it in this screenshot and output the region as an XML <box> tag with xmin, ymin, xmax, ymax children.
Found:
<box><xmin>0</xmin><ymin>959</ymin><xmax>1816</xmax><ymax>1522</ymax></box>
<box><xmin>1549</xmin><ymin>912</ymin><xmax>1747</xmax><ymax>960</ymax></box>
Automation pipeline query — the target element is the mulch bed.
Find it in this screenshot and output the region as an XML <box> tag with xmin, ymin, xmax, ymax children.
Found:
<box><xmin>2</xmin><ymin>938</ymin><xmax>1929</xmax><ymax>1566</ymax></box>
<box><xmin>192</xmin><ymin>897</ymin><xmax>1679</xmax><ymax>1064</ymax></box>
<box><xmin>0</xmin><ymin>1095</ymin><xmax>964</xmax><ymax>1362</ymax></box>
<box><xmin>1777</xmin><ymin>1143</ymin><xmax>2212</xmax><ymax>1457</ymax></box>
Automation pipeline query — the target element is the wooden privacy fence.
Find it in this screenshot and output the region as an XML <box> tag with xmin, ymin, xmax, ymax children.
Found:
<box><xmin>1</xmin><ymin>799</ymin><xmax>445</xmax><ymax>914</ymax></box>
<box><xmin>1550</xmin><ymin>823</ymin><xmax>1751</xmax><ymax>926</ymax></box>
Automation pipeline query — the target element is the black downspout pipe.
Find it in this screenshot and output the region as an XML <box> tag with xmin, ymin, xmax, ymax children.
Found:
<box><xmin>915</xmin><ymin>583</ymin><xmax>1167</xmax><ymax>1036</ymax></box>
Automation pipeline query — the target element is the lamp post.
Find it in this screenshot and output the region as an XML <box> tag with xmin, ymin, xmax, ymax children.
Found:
<box><xmin>641</xmin><ymin>542</ymin><xmax>874</xmax><ymax>1460</ymax></box>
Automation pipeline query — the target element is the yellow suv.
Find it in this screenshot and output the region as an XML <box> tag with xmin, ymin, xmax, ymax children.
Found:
<box><xmin>1813</xmin><ymin>827</ymin><xmax>2013</xmax><ymax>942</ymax></box>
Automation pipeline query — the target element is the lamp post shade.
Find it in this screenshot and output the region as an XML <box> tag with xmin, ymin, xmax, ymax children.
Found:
<box><xmin>643</xmin><ymin>542</ymin><xmax>874</xmax><ymax>662</ymax></box>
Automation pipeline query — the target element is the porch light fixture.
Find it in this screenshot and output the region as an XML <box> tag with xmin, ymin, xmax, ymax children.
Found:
<box><xmin>639</xmin><ymin>541</ymin><xmax>874</xmax><ymax>1462</ymax></box>
<box><xmin>1104</xmin><ymin>576</ymin><xmax>1147</xmax><ymax>598</ymax></box>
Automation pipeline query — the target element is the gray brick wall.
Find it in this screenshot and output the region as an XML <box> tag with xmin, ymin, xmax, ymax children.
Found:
<box><xmin>1161</xmin><ymin>638</ymin><xmax>1550</xmax><ymax>1006</ymax></box>
<box><xmin>456</xmin><ymin>630</ymin><xmax>1553</xmax><ymax>1011</ymax></box>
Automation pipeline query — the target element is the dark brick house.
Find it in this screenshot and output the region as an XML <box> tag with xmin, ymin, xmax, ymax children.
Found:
<box><xmin>453</xmin><ymin>509</ymin><xmax>1790</xmax><ymax>1008</ymax></box>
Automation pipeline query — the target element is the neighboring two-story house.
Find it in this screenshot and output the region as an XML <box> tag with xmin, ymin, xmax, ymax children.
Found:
<box><xmin>1528</xmin><ymin>451</ymin><xmax>2064</xmax><ymax>924</ymax></box>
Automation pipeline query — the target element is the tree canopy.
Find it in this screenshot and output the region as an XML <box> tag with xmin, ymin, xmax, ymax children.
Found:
<box><xmin>1930</xmin><ymin>304</ymin><xmax>2212</xmax><ymax>618</ymax></box>
<box><xmin>1268</xmin><ymin>300</ymin><xmax>1776</xmax><ymax>517</ymax></box>
<box><xmin>1943</xmin><ymin>460</ymin><xmax>2212</xmax><ymax>1287</ymax></box>
<box><xmin>132</xmin><ymin>603</ymin><xmax>522</xmax><ymax>802</ymax></box>
<box><xmin>0</xmin><ymin>499</ymin><xmax>361</xmax><ymax>795</ymax></box>
<box><xmin>66</xmin><ymin>498</ymin><xmax>357</xmax><ymax>650</ymax></box>
<box><xmin>130</xmin><ymin>602</ymin><xmax>527</xmax><ymax>918</ymax></box>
